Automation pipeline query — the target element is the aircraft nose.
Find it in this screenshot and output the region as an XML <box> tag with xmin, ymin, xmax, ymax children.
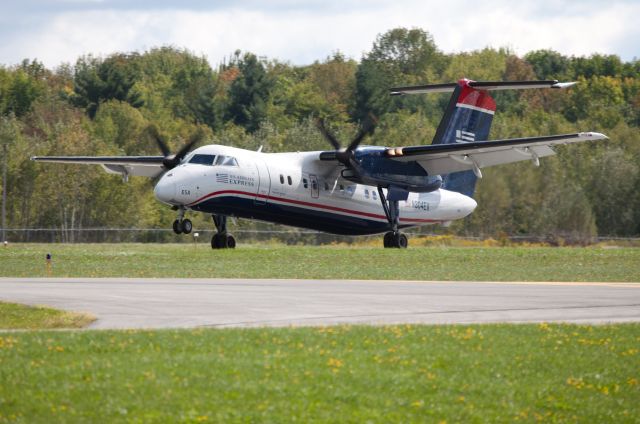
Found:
<box><xmin>154</xmin><ymin>176</ymin><xmax>176</xmax><ymax>204</ymax></box>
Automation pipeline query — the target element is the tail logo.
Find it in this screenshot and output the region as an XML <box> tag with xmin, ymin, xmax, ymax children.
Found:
<box><xmin>455</xmin><ymin>130</ymin><xmax>475</xmax><ymax>143</ymax></box>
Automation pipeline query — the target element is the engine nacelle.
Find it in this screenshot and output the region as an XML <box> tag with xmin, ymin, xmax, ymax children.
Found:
<box><xmin>345</xmin><ymin>147</ymin><xmax>442</xmax><ymax>192</ymax></box>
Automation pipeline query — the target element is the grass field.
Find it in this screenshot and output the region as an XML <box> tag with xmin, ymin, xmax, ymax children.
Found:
<box><xmin>0</xmin><ymin>243</ymin><xmax>639</xmax><ymax>281</ymax></box>
<box><xmin>0</xmin><ymin>302</ymin><xmax>95</xmax><ymax>330</ymax></box>
<box><xmin>0</xmin><ymin>324</ymin><xmax>638</xmax><ymax>422</ymax></box>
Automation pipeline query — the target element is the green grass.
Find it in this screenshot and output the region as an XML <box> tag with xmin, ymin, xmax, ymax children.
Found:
<box><xmin>0</xmin><ymin>243</ymin><xmax>639</xmax><ymax>281</ymax></box>
<box><xmin>0</xmin><ymin>302</ymin><xmax>95</xmax><ymax>330</ymax></box>
<box><xmin>0</xmin><ymin>324</ymin><xmax>638</xmax><ymax>422</ymax></box>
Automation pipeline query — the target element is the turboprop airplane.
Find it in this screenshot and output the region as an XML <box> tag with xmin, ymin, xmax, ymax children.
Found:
<box><xmin>31</xmin><ymin>79</ymin><xmax>607</xmax><ymax>249</ymax></box>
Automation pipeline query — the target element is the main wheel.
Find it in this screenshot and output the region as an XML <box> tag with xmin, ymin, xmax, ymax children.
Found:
<box><xmin>383</xmin><ymin>232</ymin><xmax>393</xmax><ymax>248</ymax></box>
<box><xmin>172</xmin><ymin>219</ymin><xmax>182</xmax><ymax>234</ymax></box>
<box><xmin>394</xmin><ymin>233</ymin><xmax>408</xmax><ymax>249</ymax></box>
<box><xmin>211</xmin><ymin>234</ymin><xmax>222</xmax><ymax>249</ymax></box>
<box><xmin>181</xmin><ymin>218</ymin><xmax>192</xmax><ymax>234</ymax></box>
<box><xmin>226</xmin><ymin>234</ymin><xmax>236</xmax><ymax>249</ymax></box>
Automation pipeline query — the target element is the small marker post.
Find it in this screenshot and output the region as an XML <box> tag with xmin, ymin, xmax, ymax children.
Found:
<box><xmin>46</xmin><ymin>253</ymin><xmax>52</xmax><ymax>276</ymax></box>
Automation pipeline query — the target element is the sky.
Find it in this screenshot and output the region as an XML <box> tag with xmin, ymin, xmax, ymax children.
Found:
<box><xmin>1</xmin><ymin>0</ymin><xmax>638</xmax><ymax>68</ymax></box>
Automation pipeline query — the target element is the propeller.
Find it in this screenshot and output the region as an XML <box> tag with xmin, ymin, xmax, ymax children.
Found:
<box><xmin>316</xmin><ymin>114</ymin><xmax>378</xmax><ymax>167</ymax></box>
<box><xmin>147</xmin><ymin>125</ymin><xmax>205</xmax><ymax>170</ymax></box>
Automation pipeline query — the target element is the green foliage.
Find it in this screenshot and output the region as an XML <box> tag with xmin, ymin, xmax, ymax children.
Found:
<box><xmin>1</xmin><ymin>28</ymin><xmax>639</xmax><ymax>239</ymax></box>
<box><xmin>524</xmin><ymin>49</ymin><xmax>571</xmax><ymax>80</ymax></box>
<box><xmin>443</xmin><ymin>47</ymin><xmax>509</xmax><ymax>81</ymax></box>
<box><xmin>354</xmin><ymin>28</ymin><xmax>447</xmax><ymax>121</ymax></box>
<box><xmin>1</xmin><ymin>324</ymin><xmax>639</xmax><ymax>421</ymax></box>
<box><xmin>226</xmin><ymin>52</ymin><xmax>273</xmax><ymax>132</ymax></box>
<box><xmin>0</xmin><ymin>60</ymin><xmax>46</xmax><ymax>117</ymax></box>
<box><xmin>72</xmin><ymin>54</ymin><xmax>144</xmax><ymax>118</ymax></box>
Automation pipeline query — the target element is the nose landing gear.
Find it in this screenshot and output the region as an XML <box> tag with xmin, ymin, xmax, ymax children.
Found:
<box><xmin>172</xmin><ymin>207</ymin><xmax>192</xmax><ymax>234</ymax></box>
<box><xmin>211</xmin><ymin>214</ymin><xmax>236</xmax><ymax>249</ymax></box>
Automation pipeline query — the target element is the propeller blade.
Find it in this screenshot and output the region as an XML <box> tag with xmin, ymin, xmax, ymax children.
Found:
<box><xmin>147</xmin><ymin>125</ymin><xmax>206</xmax><ymax>170</ymax></box>
<box><xmin>174</xmin><ymin>128</ymin><xmax>205</xmax><ymax>162</ymax></box>
<box><xmin>315</xmin><ymin>118</ymin><xmax>342</xmax><ymax>150</ymax></box>
<box><xmin>147</xmin><ymin>125</ymin><xmax>171</xmax><ymax>157</ymax></box>
<box><xmin>346</xmin><ymin>113</ymin><xmax>378</xmax><ymax>152</ymax></box>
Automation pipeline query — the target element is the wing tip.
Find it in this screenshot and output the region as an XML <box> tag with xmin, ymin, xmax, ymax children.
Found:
<box><xmin>579</xmin><ymin>132</ymin><xmax>608</xmax><ymax>140</ymax></box>
<box><xmin>551</xmin><ymin>81</ymin><xmax>578</xmax><ymax>89</ymax></box>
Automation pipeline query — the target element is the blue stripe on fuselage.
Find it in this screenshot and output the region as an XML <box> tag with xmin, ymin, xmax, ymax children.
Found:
<box><xmin>190</xmin><ymin>195</ymin><xmax>406</xmax><ymax>235</ymax></box>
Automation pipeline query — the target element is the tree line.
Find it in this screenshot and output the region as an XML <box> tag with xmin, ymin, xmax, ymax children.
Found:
<box><xmin>1</xmin><ymin>27</ymin><xmax>639</xmax><ymax>242</ymax></box>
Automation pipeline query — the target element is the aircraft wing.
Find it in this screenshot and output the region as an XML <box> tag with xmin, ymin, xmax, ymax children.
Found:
<box><xmin>30</xmin><ymin>156</ymin><xmax>166</xmax><ymax>178</ymax></box>
<box><xmin>385</xmin><ymin>132</ymin><xmax>607</xmax><ymax>176</ymax></box>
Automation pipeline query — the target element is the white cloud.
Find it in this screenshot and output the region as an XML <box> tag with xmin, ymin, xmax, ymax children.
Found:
<box><xmin>0</xmin><ymin>0</ymin><xmax>637</xmax><ymax>68</ymax></box>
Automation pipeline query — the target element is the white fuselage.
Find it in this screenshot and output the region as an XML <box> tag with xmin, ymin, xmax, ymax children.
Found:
<box><xmin>153</xmin><ymin>145</ymin><xmax>477</xmax><ymax>235</ymax></box>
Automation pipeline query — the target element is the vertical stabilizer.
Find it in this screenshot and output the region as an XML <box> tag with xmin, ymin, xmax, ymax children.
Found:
<box><xmin>435</xmin><ymin>79</ymin><xmax>496</xmax><ymax>197</ymax></box>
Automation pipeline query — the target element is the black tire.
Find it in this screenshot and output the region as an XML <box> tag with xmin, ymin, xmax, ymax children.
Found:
<box><xmin>226</xmin><ymin>235</ymin><xmax>236</xmax><ymax>249</ymax></box>
<box><xmin>181</xmin><ymin>219</ymin><xmax>192</xmax><ymax>234</ymax></box>
<box><xmin>383</xmin><ymin>232</ymin><xmax>393</xmax><ymax>248</ymax></box>
<box><xmin>395</xmin><ymin>233</ymin><xmax>408</xmax><ymax>249</ymax></box>
<box><xmin>172</xmin><ymin>219</ymin><xmax>182</xmax><ymax>234</ymax></box>
<box><xmin>212</xmin><ymin>233</ymin><xmax>227</xmax><ymax>249</ymax></box>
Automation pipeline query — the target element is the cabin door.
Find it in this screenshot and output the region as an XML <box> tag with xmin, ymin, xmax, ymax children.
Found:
<box><xmin>254</xmin><ymin>160</ymin><xmax>271</xmax><ymax>205</ymax></box>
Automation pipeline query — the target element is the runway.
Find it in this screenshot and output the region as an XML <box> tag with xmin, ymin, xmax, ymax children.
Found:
<box><xmin>1</xmin><ymin>278</ymin><xmax>639</xmax><ymax>329</ymax></box>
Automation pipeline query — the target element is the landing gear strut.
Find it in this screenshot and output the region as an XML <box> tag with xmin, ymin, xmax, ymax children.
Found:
<box><xmin>211</xmin><ymin>214</ymin><xmax>236</xmax><ymax>249</ymax></box>
<box><xmin>172</xmin><ymin>207</ymin><xmax>192</xmax><ymax>234</ymax></box>
<box><xmin>378</xmin><ymin>186</ymin><xmax>408</xmax><ymax>249</ymax></box>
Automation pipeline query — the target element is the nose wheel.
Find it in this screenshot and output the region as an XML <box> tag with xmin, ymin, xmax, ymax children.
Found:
<box><xmin>172</xmin><ymin>218</ymin><xmax>192</xmax><ymax>234</ymax></box>
<box><xmin>211</xmin><ymin>214</ymin><xmax>236</xmax><ymax>249</ymax></box>
<box><xmin>172</xmin><ymin>208</ymin><xmax>192</xmax><ymax>234</ymax></box>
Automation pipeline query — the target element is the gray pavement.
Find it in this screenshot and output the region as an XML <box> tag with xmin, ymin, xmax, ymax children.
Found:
<box><xmin>0</xmin><ymin>278</ymin><xmax>639</xmax><ymax>329</ymax></box>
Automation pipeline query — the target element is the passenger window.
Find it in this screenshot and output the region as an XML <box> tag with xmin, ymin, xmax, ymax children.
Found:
<box><xmin>303</xmin><ymin>178</ymin><xmax>308</xmax><ymax>189</ymax></box>
<box><xmin>339</xmin><ymin>184</ymin><xmax>344</xmax><ymax>192</ymax></box>
<box><xmin>372</xmin><ymin>191</ymin><xmax>377</xmax><ymax>200</ymax></box>
<box><xmin>364</xmin><ymin>189</ymin><xmax>369</xmax><ymax>199</ymax></box>
<box><xmin>324</xmin><ymin>182</ymin><xmax>329</xmax><ymax>191</ymax></box>
<box><xmin>287</xmin><ymin>176</ymin><xmax>292</xmax><ymax>185</ymax></box>
<box><xmin>280</xmin><ymin>174</ymin><xmax>284</xmax><ymax>184</ymax></box>
<box><xmin>312</xmin><ymin>180</ymin><xmax>318</xmax><ymax>190</ymax></box>
<box><xmin>189</xmin><ymin>154</ymin><xmax>215</xmax><ymax>165</ymax></box>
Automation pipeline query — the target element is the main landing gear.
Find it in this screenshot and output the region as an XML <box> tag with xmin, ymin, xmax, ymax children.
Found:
<box><xmin>211</xmin><ymin>214</ymin><xmax>236</xmax><ymax>249</ymax></box>
<box><xmin>378</xmin><ymin>186</ymin><xmax>408</xmax><ymax>249</ymax></box>
<box><xmin>172</xmin><ymin>207</ymin><xmax>192</xmax><ymax>234</ymax></box>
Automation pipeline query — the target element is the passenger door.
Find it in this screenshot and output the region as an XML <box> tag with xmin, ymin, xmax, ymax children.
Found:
<box><xmin>254</xmin><ymin>160</ymin><xmax>271</xmax><ymax>205</ymax></box>
<box><xmin>309</xmin><ymin>174</ymin><xmax>319</xmax><ymax>199</ymax></box>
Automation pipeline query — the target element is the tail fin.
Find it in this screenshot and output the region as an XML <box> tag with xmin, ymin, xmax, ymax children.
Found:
<box><xmin>389</xmin><ymin>79</ymin><xmax>576</xmax><ymax>198</ymax></box>
<box><xmin>435</xmin><ymin>79</ymin><xmax>496</xmax><ymax>197</ymax></box>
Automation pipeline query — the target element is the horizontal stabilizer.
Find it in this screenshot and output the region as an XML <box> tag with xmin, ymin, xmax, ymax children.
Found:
<box><xmin>390</xmin><ymin>80</ymin><xmax>576</xmax><ymax>96</ymax></box>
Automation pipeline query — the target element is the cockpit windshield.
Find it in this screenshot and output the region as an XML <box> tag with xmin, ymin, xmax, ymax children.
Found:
<box><xmin>188</xmin><ymin>154</ymin><xmax>216</xmax><ymax>165</ymax></box>
<box><xmin>215</xmin><ymin>155</ymin><xmax>239</xmax><ymax>166</ymax></box>
<box><xmin>187</xmin><ymin>153</ymin><xmax>238</xmax><ymax>167</ymax></box>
